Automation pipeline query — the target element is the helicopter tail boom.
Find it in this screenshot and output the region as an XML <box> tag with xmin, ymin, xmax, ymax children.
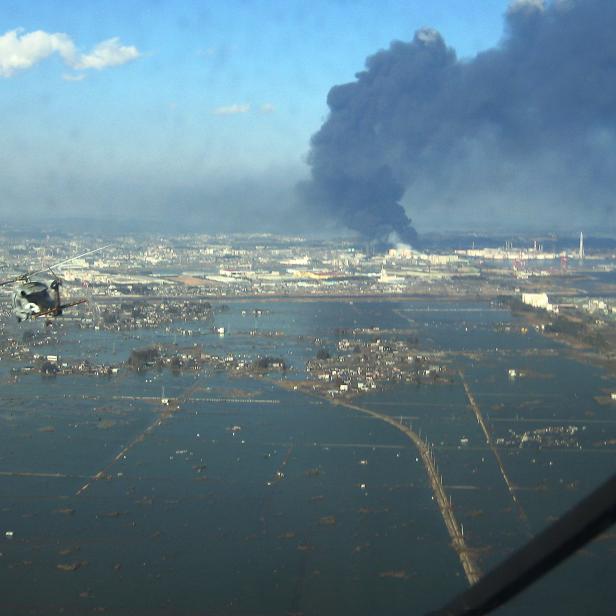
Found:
<box><xmin>33</xmin><ymin>299</ymin><xmax>88</xmax><ymax>319</ymax></box>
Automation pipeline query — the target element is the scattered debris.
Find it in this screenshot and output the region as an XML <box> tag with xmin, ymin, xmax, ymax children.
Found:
<box><xmin>56</xmin><ymin>561</ymin><xmax>88</xmax><ymax>572</ymax></box>
<box><xmin>378</xmin><ymin>570</ymin><xmax>411</xmax><ymax>580</ymax></box>
<box><xmin>277</xmin><ymin>532</ymin><xmax>296</xmax><ymax>540</ymax></box>
<box><xmin>53</xmin><ymin>508</ymin><xmax>75</xmax><ymax>516</ymax></box>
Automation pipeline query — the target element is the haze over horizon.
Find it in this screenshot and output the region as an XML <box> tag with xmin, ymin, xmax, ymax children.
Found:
<box><xmin>1</xmin><ymin>0</ymin><xmax>615</xmax><ymax>238</ymax></box>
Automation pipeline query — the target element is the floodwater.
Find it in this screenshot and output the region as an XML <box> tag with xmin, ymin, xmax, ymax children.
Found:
<box><xmin>0</xmin><ymin>300</ymin><xmax>614</xmax><ymax>615</ymax></box>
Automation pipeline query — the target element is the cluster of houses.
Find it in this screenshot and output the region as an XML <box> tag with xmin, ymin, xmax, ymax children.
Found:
<box><xmin>306</xmin><ymin>337</ymin><xmax>449</xmax><ymax>397</ymax></box>
<box><xmin>12</xmin><ymin>354</ymin><xmax>119</xmax><ymax>377</ymax></box>
<box><xmin>496</xmin><ymin>425</ymin><xmax>581</xmax><ymax>449</ymax></box>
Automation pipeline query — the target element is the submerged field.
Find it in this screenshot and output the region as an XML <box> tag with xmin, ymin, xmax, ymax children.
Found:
<box><xmin>1</xmin><ymin>299</ymin><xmax>614</xmax><ymax>615</ymax></box>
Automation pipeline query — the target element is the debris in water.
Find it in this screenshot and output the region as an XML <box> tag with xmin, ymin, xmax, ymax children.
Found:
<box><xmin>56</xmin><ymin>560</ymin><xmax>88</xmax><ymax>572</ymax></box>
<box><xmin>278</xmin><ymin>531</ymin><xmax>296</xmax><ymax>540</ymax></box>
<box><xmin>53</xmin><ymin>508</ymin><xmax>75</xmax><ymax>516</ymax></box>
<box><xmin>379</xmin><ymin>570</ymin><xmax>411</xmax><ymax>580</ymax></box>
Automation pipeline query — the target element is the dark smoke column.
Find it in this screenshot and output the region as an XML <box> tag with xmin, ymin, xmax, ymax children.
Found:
<box><xmin>301</xmin><ymin>161</ymin><xmax>417</xmax><ymax>245</ymax></box>
<box><xmin>301</xmin><ymin>0</ymin><xmax>616</xmax><ymax>240</ymax></box>
<box><xmin>300</xmin><ymin>27</ymin><xmax>459</xmax><ymax>247</ymax></box>
<box><xmin>301</xmin><ymin>162</ymin><xmax>418</xmax><ymax>248</ymax></box>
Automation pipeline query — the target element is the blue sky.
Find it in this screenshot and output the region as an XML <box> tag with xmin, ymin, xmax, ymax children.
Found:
<box><xmin>0</xmin><ymin>0</ymin><xmax>513</xmax><ymax>229</ymax></box>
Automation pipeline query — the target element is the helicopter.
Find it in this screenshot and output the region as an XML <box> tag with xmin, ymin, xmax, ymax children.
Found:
<box><xmin>0</xmin><ymin>246</ymin><xmax>109</xmax><ymax>323</ymax></box>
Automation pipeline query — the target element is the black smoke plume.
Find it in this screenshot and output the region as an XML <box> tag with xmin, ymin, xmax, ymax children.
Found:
<box><xmin>301</xmin><ymin>0</ymin><xmax>616</xmax><ymax>244</ymax></box>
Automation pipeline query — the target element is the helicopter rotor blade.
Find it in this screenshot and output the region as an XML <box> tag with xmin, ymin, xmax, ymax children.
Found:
<box><xmin>0</xmin><ymin>273</ymin><xmax>29</xmax><ymax>287</ymax></box>
<box><xmin>0</xmin><ymin>245</ymin><xmax>110</xmax><ymax>287</ymax></box>
<box><xmin>27</xmin><ymin>245</ymin><xmax>111</xmax><ymax>278</ymax></box>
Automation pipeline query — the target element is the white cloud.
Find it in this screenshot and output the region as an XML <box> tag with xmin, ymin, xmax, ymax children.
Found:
<box><xmin>260</xmin><ymin>103</ymin><xmax>275</xmax><ymax>113</ymax></box>
<box><xmin>0</xmin><ymin>28</ymin><xmax>140</xmax><ymax>78</ymax></box>
<box><xmin>0</xmin><ymin>29</ymin><xmax>75</xmax><ymax>77</ymax></box>
<box><xmin>213</xmin><ymin>103</ymin><xmax>251</xmax><ymax>115</ymax></box>
<box><xmin>415</xmin><ymin>27</ymin><xmax>442</xmax><ymax>46</ymax></box>
<box><xmin>507</xmin><ymin>0</ymin><xmax>546</xmax><ymax>15</ymax></box>
<box><xmin>62</xmin><ymin>72</ymin><xmax>86</xmax><ymax>81</ymax></box>
<box><xmin>70</xmin><ymin>37</ymin><xmax>139</xmax><ymax>70</ymax></box>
